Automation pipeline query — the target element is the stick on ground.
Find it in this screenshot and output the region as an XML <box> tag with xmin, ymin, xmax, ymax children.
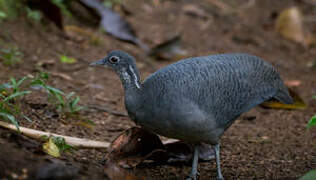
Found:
<box><xmin>0</xmin><ymin>121</ymin><xmax>110</xmax><ymax>148</ymax></box>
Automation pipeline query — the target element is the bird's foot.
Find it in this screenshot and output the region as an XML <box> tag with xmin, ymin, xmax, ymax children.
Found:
<box><xmin>186</xmin><ymin>175</ymin><xmax>196</xmax><ymax>180</ymax></box>
<box><xmin>216</xmin><ymin>175</ymin><xmax>224</xmax><ymax>180</ymax></box>
<box><xmin>186</xmin><ymin>172</ymin><xmax>199</xmax><ymax>180</ymax></box>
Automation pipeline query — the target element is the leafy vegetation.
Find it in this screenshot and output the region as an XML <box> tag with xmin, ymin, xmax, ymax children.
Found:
<box><xmin>51</xmin><ymin>0</ymin><xmax>71</xmax><ymax>17</ymax></box>
<box><xmin>30</xmin><ymin>72</ymin><xmax>83</xmax><ymax>114</ymax></box>
<box><xmin>52</xmin><ymin>136</ymin><xmax>74</xmax><ymax>153</ymax></box>
<box><xmin>0</xmin><ymin>0</ymin><xmax>22</xmax><ymax>19</ymax></box>
<box><xmin>0</xmin><ymin>72</ymin><xmax>84</xmax><ymax>129</ymax></box>
<box><xmin>307</xmin><ymin>115</ymin><xmax>316</xmax><ymax>129</ymax></box>
<box><xmin>0</xmin><ymin>10</ymin><xmax>6</xmax><ymax>21</ymax></box>
<box><xmin>0</xmin><ymin>77</ymin><xmax>31</xmax><ymax>130</ymax></box>
<box><xmin>42</xmin><ymin>136</ymin><xmax>74</xmax><ymax>157</ymax></box>
<box><xmin>0</xmin><ymin>46</ymin><xmax>23</xmax><ymax>66</ymax></box>
<box><xmin>25</xmin><ymin>7</ymin><xmax>42</xmax><ymax>22</ymax></box>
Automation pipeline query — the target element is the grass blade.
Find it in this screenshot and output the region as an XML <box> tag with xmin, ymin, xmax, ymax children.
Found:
<box><xmin>22</xmin><ymin>114</ymin><xmax>32</xmax><ymax>122</ymax></box>
<box><xmin>17</xmin><ymin>76</ymin><xmax>28</xmax><ymax>87</ymax></box>
<box><xmin>3</xmin><ymin>90</ymin><xmax>31</xmax><ymax>102</ymax></box>
<box><xmin>46</xmin><ymin>86</ymin><xmax>64</xmax><ymax>95</ymax></box>
<box><xmin>0</xmin><ymin>112</ymin><xmax>19</xmax><ymax>131</ymax></box>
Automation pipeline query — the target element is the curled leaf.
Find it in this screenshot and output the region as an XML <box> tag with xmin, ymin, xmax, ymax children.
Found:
<box><xmin>275</xmin><ymin>7</ymin><xmax>314</xmax><ymax>47</ymax></box>
<box><xmin>104</xmin><ymin>127</ymin><xmax>214</xmax><ymax>171</ymax></box>
<box><xmin>79</xmin><ymin>0</ymin><xmax>148</xmax><ymax>50</ymax></box>
<box><xmin>43</xmin><ymin>137</ymin><xmax>61</xmax><ymax>158</ymax></box>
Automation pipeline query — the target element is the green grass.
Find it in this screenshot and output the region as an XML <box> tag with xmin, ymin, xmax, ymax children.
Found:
<box><xmin>0</xmin><ymin>72</ymin><xmax>84</xmax><ymax>129</ymax></box>
<box><xmin>0</xmin><ymin>77</ymin><xmax>32</xmax><ymax>130</ymax></box>
<box><xmin>0</xmin><ymin>46</ymin><xmax>22</xmax><ymax>66</ymax></box>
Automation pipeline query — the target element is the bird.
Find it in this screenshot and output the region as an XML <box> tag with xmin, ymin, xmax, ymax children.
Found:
<box><xmin>90</xmin><ymin>50</ymin><xmax>293</xmax><ymax>180</ymax></box>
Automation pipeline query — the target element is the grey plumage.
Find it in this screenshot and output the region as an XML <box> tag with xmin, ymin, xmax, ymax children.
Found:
<box><xmin>90</xmin><ymin>50</ymin><xmax>293</xmax><ymax>179</ymax></box>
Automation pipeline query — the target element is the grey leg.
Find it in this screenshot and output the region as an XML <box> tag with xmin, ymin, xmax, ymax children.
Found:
<box><xmin>214</xmin><ymin>143</ymin><xmax>224</xmax><ymax>180</ymax></box>
<box><xmin>187</xmin><ymin>146</ymin><xmax>199</xmax><ymax>180</ymax></box>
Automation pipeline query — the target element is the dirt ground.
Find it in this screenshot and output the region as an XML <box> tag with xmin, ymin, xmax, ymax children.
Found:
<box><xmin>0</xmin><ymin>0</ymin><xmax>316</xmax><ymax>179</ymax></box>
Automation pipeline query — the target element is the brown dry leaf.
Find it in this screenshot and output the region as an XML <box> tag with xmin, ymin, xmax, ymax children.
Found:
<box><xmin>50</xmin><ymin>72</ymin><xmax>73</xmax><ymax>81</ymax></box>
<box><xmin>104</xmin><ymin>127</ymin><xmax>214</xmax><ymax>173</ymax></box>
<box><xmin>105</xmin><ymin>127</ymin><xmax>164</xmax><ymax>167</ymax></box>
<box><xmin>260</xmin><ymin>87</ymin><xmax>306</xmax><ymax>109</ymax></box>
<box><xmin>275</xmin><ymin>7</ymin><xmax>314</xmax><ymax>47</ymax></box>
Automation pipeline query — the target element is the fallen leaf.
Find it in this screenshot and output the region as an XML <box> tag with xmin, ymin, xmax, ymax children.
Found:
<box><xmin>104</xmin><ymin>127</ymin><xmax>214</xmax><ymax>170</ymax></box>
<box><xmin>260</xmin><ymin>87</ymin><xmax>306</xmax><ymax>109</ymax></box>
<box><xmin>149</xmin><ymin>35</ymin><xmax>188</xmax><ymax>61</ymax></box>
<box><xmin>275</xmin><ymin>7</ymin><xmax>313</xmax><ymax>47</ymax></box>
<box><xmin>43</xmin><ymin>137</ymin><xmax>60</xmax><ymax>157</ymax></box>
<box><xmin>60</xmin><ymin>55</ymin><xmax>77</xmax><ymax>64</ymax></box>
<box><xmin>78</xmin><ymin>0</ymin><xmax>149</xmax><ymax>51</ymax></box>
<box><xmin>106</xmin><ymin>127</ymin><xmax>164</xmax><ymax>167</ymax></box>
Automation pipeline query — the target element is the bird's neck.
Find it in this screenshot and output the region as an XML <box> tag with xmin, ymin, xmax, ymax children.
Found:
<box><xmin>117</xmin><ymin>65</ymin><xmax>143</xmax><ymax>112</ymax></box>
<box><xmin>117</xmin><ymin>65</ymin><xmax>142</xmax><ymax>91</ymax></box>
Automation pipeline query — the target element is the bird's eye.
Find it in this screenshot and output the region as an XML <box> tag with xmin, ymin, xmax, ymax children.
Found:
<box><xmin>109</xmin><ymin>56</ymin><xmax>119</xmax><ymax>64</ymax></box>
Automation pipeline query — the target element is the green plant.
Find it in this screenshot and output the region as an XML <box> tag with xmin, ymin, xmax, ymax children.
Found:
<box><xmin>60</xmin><ymin>55</ymin><xmax>77</xmax><ymax>64</ymax></box>
<box><xmin>300</xmin><ymin>113</ymin><xmax>316</xmax><ymax>180</ymax></box>
<box><xmin>0</xmin><ymin>10</ymin><xmax>7</xmax><ymax>21</ymax></box>
<box><xmin>0</xmin><ymin>72</ymin><xmax>84</xmax><ymax>129</ymax></box>
<box><xmin>307</xmin><ymin>115</ymin><xmax>316</xmax><ymax>129</ymax></box>
<box><xmin>0</xmin><ymin>77</ymin><xmax>32</xmax><ymax>130</ymax></box>
<box><xmin>0</xmin><ymin>46</ymin><xmax>23</xmax><ymax>66</ymax></box>
<box><xmin>52</xmin><ymin>136</ymin><xmax>74</xmax><ymax>153</ymax></box>
<box><xmin>51</xmin><ymin>0</ymin><xmax>72</xmax><ymax>17</ymax></box>
<box><xmin>26</xmin><ymin>7</ymin><xmax>42</xmax><ymax>22</ymax></box>
<box><xmin>30</xmin><ymin>72</ymin><xmax>83</xmax><ymax>114</ymax></box>
<box><xmin>0</xmin><ymin>0</ymin><xmax>22</xmax><ymax>19</ymax></box>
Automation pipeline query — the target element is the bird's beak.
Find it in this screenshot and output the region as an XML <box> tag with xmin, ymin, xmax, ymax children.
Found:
<box><xmin>89</xmin><ymin>59</ymin><xmax>104</xmax><ymax>66</ymax></box>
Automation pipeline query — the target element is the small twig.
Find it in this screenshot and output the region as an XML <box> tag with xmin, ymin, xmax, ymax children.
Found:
<box><xmin>0</xmin><ymin>121</ymin><xmax>179</xmax><ymax>149</ymax></box>
<box><xmin>88</xmin><ymin>105</ymin><xmax>128</xmax><ymax>117</ymax></box>
<box><xmin>0</xmin><ymin>121</ymin><xmax>110</xmax><ymax>148</ymax></box>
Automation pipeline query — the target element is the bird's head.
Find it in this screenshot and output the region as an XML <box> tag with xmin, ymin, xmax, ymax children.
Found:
<box><xmin>90</xmin><ymin>50</ymin><xmax>141</xmax><ymax>90</ymax></box>
<box><xmin>90</xmin><ymin>50</ymin><xmax>137</xmax><ymax>72</ymax></box>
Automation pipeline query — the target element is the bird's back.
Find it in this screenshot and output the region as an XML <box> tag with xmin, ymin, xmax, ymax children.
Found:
<box><xmin>137</xmin><ymin>53</ymin><xmax>292</xmax><ymax>143</ymax></box>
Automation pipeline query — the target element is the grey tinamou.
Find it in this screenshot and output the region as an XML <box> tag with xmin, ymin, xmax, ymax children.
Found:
<box><xmin>90</xmin><ymin>50</ymin><xmax>293</xmax><ymax>179</ymax></box>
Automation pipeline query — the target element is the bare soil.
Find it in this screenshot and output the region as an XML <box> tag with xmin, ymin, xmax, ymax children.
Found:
<box><xmin>0</xmin><ymin>0</ymin><xmax>315</xmax><ymax>179</ymax></box>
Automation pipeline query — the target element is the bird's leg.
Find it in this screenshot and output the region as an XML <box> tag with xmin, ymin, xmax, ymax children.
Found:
<box><xmin>214</xmin><ymin>143</ymin><xmax>224</xmax><ymax>180</ymax></box>
<box><xmin>187</xmin><ymin>146</ymin><xmax>199</xmax><ymax>180</ymax></box>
